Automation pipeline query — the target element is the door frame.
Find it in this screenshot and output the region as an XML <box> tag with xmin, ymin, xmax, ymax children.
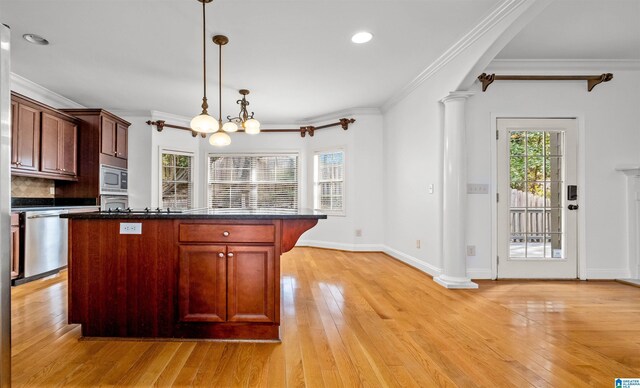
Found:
<box><xmin>490</xmin><ymin>113</ymin><xmax>587</xmax><ymax>280</ymax></box>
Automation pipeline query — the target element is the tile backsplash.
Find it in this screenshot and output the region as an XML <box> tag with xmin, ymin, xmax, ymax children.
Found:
<box><xmin>11</xmin><ymin>176</ymin><xmax>55</xmax><ymax>198</ymax></box>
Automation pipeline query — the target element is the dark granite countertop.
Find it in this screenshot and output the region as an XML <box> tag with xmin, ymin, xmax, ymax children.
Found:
<box><xmin>12</xmin><ymin>206</ymin><xmax>100</xmax><ymax>212</ymax></box>
<box><xmin>61</xmin><ymin>208</ymin><xmax>327</xmax><ymax>220</ymax></box>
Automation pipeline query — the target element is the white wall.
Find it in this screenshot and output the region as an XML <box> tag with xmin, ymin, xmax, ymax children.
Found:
<box><xmin>466</xmin><ymin>67</ymin><xmax>640</xmax><ymax>279</ymax></box>
<box><xmin>299</xmin><ymin>113</ymin><xmax>385</xmax><ymax>250</ymax></box>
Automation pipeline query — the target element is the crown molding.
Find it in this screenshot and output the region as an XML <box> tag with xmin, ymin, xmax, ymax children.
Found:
<box><xmin>10</xmin><ymin>73</ymin><xmax>85</xmax><ymax>109</ymax></box>
<box><xmin>298</xmin><ymin>107</ymin><xmax>381</xmax><ymax>126</ymax></box>
<box><xmin>107</xmin><ymin>109</ymin><xmax>153</xmax><ymax>118</ymax></box>
<box><xmin>487</xmin><ymin>59</ymin><xmax>640</xmax><ymax>72</ymax></box>
<box><xmin>381</xmin><ymin>0</ymin><xmax>530</xmax><ymax>113</ymax></box>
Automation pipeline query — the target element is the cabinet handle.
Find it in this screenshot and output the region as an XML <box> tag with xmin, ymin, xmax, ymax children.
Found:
<box><xmin>218</xmin><ymin>252</ymin><xmax>225</xmax><ymax>258</ymax></box>
<box><xmin>223</xmin><ymin>231</ymin><xmax>230</xmax><ymax>237</ymax></box>
<box><xmin>227</xmin><ymin>252</ymin><xmax>234</xmax><ymax>258</ymax></box>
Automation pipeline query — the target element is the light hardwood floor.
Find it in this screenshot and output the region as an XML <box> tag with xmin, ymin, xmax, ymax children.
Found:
<box><xmin>10</xmin><ymin>247</ymin><xmax>640</xmax><ymax>387</ymax></box>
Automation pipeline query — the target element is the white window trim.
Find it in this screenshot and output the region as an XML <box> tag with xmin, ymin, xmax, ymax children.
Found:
<box><xmin>313</xmin><ymin>148</ymin><xmax>346</xmax><ymax>216</ymax></box>
<box><xmin>207</xmin><ymin>152</ymin><xmax>301</xmax><ymax>210</ymax></box>
<box><xmin>159</xmin><ymin>148</ymin><xmax>195</xmax><ymax>210</ymax></box>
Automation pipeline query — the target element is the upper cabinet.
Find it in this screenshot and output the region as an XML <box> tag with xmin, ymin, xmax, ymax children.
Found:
<box><xmin>41</xmin><ymin>112</ymin><xmax>78</xmax><ymax>177</ymax></box>
<box><xmin>11</xmin><ymin>92</ymin><xmax>78</xmax><ymax>181</ymax></box>
<box><xmin>55</xmin><ymin>109</ymin><xmax>130</xmax><ymax>200</ymax></box>
<box><xmin>60</xmin><ymin>109</ymin><xmax>129</xmax><ymax>169</ymax></box>
<box><xmin>99</xmin><ymin>116</ymin><xmax>127</xmax><ymax>161</ymax></box>
<box><xmin>12</xmin><ymin>100</ymin><xmax>40</xmax><ymax>172</ymax></box>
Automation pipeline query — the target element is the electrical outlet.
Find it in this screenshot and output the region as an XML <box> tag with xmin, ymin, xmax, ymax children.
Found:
<box><xmin>120</xmin><ymin>223</ymin><xmax>142</xmax><ymax>235</ymax></box>
<box><xmin>355</xmin><ymin>229</ymin><xmax>362</xmax><ymax>237</ymax></box>
<box><xmin>467</xmin><ymin>245</ymin><xmax>476</xmax><ymax>256</ymax></box>
<box><xmin>467</xmin><ymin>183</ymin><xmax>489</xmax><ymax>194</ymax></box>
<box><xmin>416</xmin><ymin>239</ymin><xmax>421</xmax><ymax>249</ymax></box>
<box><xmin>428</xmin><ymin>184</ymin><xmax>434</xmax><ymax>194</ymax></box>
<box><xmin>49</xmin><ymin>187</ymin><xmax>55</xmax><ymax>195</ymax></box>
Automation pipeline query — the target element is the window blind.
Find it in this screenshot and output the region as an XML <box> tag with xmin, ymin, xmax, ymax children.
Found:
<box><xmin>161</xmin><ymin>152</ymin><xmax>193</xmax><ymax>210</ymax></box>
<box><xmin>314</xmin><ymin>151</ymin><xmax>344</xmax><ymax>213</ymax></box>
<box><xmin>208</xmin><ymin>154</ymin><xmax>299</xmax><ymax>209</ymax></box>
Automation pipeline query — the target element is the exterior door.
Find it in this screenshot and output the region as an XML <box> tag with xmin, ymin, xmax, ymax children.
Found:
<box><xmin>497</xmin><ymin>118</ymin><xmax>578</xmax><ymax>278</ymax></box>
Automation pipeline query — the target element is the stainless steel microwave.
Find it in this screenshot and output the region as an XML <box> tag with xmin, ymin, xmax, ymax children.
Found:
<box><xmin>100</xmin><ymin>164</ymin><xmax>128</xmax><ymax>194</ymax></box>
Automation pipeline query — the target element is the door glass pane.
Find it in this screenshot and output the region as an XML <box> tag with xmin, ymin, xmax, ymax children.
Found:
<box><xmin>510</xmin><ymin>132</ymin><xmax>525</xmax><ymax>156</ymax></box>
<box><xmin>509</xmin><ymin>130</ymin><xmax>565</xmax><ymax>260</ymax></box>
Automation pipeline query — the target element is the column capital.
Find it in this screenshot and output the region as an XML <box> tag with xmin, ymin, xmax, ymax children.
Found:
<box><xmin>440</xmin><ymin>91</ymin><xmax>476</xmax><ymax>104</ymax></box>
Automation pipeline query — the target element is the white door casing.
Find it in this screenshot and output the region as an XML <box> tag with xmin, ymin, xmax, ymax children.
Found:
<box><xmin>497</xmin><ymin>118</ymin><xmax>578</xmax><ymax>279</ymax></box>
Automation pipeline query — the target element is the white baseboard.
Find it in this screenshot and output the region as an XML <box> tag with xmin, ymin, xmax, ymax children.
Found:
<box><xmin>467</xmin><ymin>268</ymin><xmax>493</xmax><ymax>280</ymax></box>
<box><xmin>586</xmin><ymin>268</ymin><xmax>631</xmax><ymax>280</ymax></box>
<box><xmin>381</xmin><ymin>245</ymin><xmax>442</xmax><ymax>277</ymax></box>
<box><xmin>296</xmin><ymin>240</ymin><xmax>384</xmax><ymax>252</ymax></box>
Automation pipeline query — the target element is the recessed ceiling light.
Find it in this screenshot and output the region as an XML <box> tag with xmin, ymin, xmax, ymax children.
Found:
<box><xmin>23</xmin><ymin>34</ymin><xmax>49</xmax><ymax>46</ymax></box>
<box><xmin>351</xmin><ymin>32</ymin><xmax>373</xmax><ymax>44</ymax></box>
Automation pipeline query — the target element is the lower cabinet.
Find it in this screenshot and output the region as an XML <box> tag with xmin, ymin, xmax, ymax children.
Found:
<box><xmin>178</xmin><ymin>244</ymin><xmax>276</xmax><ymax>324</ymax></box>
<box><xmin>178</xmin><ymin>245</ymin><xmax>227</xmax><ymax>322</ymax></box>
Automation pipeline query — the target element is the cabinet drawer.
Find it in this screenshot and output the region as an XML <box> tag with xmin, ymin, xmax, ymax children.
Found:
<box><xmin>179</xmin><ymin>224</ymin><xmax>275</xmax><ymax>243</ymax></box>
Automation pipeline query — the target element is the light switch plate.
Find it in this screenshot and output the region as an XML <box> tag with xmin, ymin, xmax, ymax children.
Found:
<box><xmin>120</xmin><ymin>223</ymin><xmax>142</xmax><ymax>234</ymax></box>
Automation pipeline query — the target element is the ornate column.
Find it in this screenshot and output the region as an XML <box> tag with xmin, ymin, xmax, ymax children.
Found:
<box><xmin>434</xmin><ymin>91</ymin><xmax>478</xmax><ymax>289</ymax></box>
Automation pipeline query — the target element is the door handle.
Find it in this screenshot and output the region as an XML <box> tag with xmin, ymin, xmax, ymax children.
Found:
<box><xmin>568</xmin><ymin>204</ymin><xmax>579</xmax><ymax>210</ymax></box>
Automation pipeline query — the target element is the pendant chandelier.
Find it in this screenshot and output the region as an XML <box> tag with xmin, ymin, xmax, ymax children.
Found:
<box><xmin>190</xmin><ymin>0</ymin><xmax>258</xmax><ymax>146</ymax></box>
<box><xmin>190</xmin><ymin>0</ymin><xmax>217</xmax><ymax>134</ymax></box>
<box><xmin>225</xmin><ymin>89</ymin><xmax>261</xmax><ymax>135</ymax></box>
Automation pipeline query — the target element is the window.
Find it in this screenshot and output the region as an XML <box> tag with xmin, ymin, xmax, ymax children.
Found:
<box><xmin>314</xmin><ymin>150</ymin><xmax>345</xmax><ymax>215</ymax></box>
<box><xmin>161</xmin><ymin>151</ymin><xmax>194</xmax><ymax>210</ymax></box>
<box><xmin>208</xmin><ymin>154</ymin><xmax>298</xmax><ymax>209</ymax></box>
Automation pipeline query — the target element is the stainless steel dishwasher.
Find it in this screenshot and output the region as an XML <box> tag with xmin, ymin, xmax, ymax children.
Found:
<box><xmin>23</xmin><ymin>209</ymin><xmax>69</xmax><ymax>281</ymax></box>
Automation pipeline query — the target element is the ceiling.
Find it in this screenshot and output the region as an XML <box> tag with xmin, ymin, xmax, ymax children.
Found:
<box><xmin>497</xmin><ymin>0</ymin><xmax>640</xmax><ymax>60</ymax></box>
<box><xmin>2</xmin><ymin>1</ymin><xmax>637</xmax><ymax>124</ymax></box>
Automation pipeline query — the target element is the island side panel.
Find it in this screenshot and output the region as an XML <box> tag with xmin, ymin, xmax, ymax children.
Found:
<box><xmin>68</xmin><ymin>219</ymin><xmax>176</xmax><ymax>337</ymax></box>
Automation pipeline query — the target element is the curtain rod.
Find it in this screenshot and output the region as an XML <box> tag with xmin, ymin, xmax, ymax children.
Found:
<box><xmin>145</xmin><ymin>118</ymin><xmax>355</xmax><ymax>138</ymax></box>
<box><xmin>478</xmin><ymin>73</ymin><xmax>613</xmax><ymax>92</ymax></box>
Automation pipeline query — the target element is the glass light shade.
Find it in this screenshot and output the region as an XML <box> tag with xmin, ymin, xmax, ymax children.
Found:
<box><xmin>190</xmin><ymin>113</ymin><xmax>218</xmax><ymax>134</ymax></box>
<box><xmin>244</xmin><ymin>118</ymin><xmax>260</xmax><ymax>135</ymax></box>
<box><xmin>222</xmin><ymin>121</ymin><xmax>238</xmax><ymax>133</ymax></box>
<box><xmin>209</xmin><ymin>131</ymin><xmax>231</xmax><ymax>146</ymax></box>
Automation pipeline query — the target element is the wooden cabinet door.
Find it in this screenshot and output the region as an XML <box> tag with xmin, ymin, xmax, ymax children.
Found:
<box><xmin>15</xmin><ymin>103</ymin><xmax>40</xmax><ymax>171</ymax></box>
<box><xmin>11</xmin><ymin>101</ymin><xmax>18</xmax><ymax>166</ymax></box>
<box><xmin>178</xmin><ymin>245</ymin><xmax>227</xmax><ymax>322</ymax></box>
<box><xmin>115</xmin><ymin>123</ymin><xmax>127</xmax><ymax>160</ymax></box>
<box><xmin>100</xmin><ymin>116</ymin><xmax>116</xmax><ymax>157</ymax></box>
<box><xmin>227</xmin><ymin>245</ymin><xmax>275</xmax><ymax>323</ymax></box>
<box><xmin>60</xmin><ymin>120</ymin><xmax>77</xmax><ymax>176</ymax></box>
<box><xmin>40</xmin><ymin>112</ymin><xmax>61</xmax><ymax>174</ymax></box>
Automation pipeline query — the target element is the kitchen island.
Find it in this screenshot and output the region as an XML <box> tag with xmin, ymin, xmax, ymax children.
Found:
<box><xmin>61</xmin><ymin>208</ymin><xmax>326</xmax><ymax>341</ymax></box>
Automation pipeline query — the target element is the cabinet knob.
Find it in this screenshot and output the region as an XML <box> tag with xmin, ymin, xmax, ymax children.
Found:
<box><xmin>218</xmin><ymin>252</ymin><xmax>225</xmax><ymax>258</ymax></box>
<box><xmin>223</xmin><ymin>231</ymin><xmax>230</xmax><ymax>237</ymax></box>
<box><xmin>227</xmin><ymin>252</ymin><xmax>234</xmax><ymax>258</ymax></box>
